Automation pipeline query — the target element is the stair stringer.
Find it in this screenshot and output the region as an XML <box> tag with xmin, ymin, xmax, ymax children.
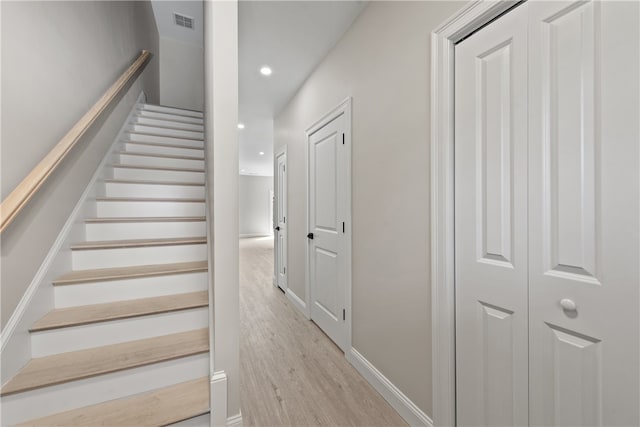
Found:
<box><xmin>0</xmin><ymin>92</ymin><xmax>147</xmax><ymax>386</ymax></box>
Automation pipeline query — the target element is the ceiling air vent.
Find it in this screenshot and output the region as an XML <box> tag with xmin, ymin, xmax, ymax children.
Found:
<box><xmin>174</xmin><ymin>13</ymin><xmax>194</xmax><ymax>30</ymax></box>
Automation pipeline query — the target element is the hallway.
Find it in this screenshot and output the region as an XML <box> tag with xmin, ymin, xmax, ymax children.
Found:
<box><xmin>239</xmin><ymin>237</ymin><xmax>407</xmax><ymax>426</ymax></box>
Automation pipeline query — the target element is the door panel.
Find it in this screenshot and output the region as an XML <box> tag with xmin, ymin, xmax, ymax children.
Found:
<box><xmin>308</xmin><ymin>114</ymin><xmax>347</xmax><ymax>351</ymax></box>
<box><xmin>275</xmin><ymin>150</ymin><xmax>287</xmax><ymax>290</ymax></box>
<box><xmin>528</xmin><ymin>1</ymin><xmax>640</xmax><ymax>425</ymax></box>
<box><xmin>454</xmin><ymin>3</ymin><xmax>529</xmax><ymax>426</ymax></box>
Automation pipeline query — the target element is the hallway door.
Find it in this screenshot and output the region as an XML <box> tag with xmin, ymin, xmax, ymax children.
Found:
<box><xmin>274</xmin><ymin>147</ymin><xmax>287</xmax><ymax>291</ymax></box>
<box><xmin>454</xmin><ymin>3</ymin><xmax>530</xmax><ymax>425</ymax></box>
<box><xmin>307</xmin><ymin>109</ymin><xmax>349</xmax><ymax>352</ymax></box>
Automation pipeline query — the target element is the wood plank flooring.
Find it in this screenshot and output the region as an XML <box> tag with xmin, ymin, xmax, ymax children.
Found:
<box><xmin>239</xmin><ymin>237</ymin><xmax>407</xmax><ymax>426</ymax></box>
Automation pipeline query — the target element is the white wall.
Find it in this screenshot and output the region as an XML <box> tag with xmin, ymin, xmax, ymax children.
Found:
<box><xmin>239</xmin><ymin>175</ymin><xmax>273</xmax><ymax>237</ymax></box>
<box><xmin>159</xmin><ymin>36</ymin><xmax>204</xmax><ymax>111</ymax></box>
<box><xmin>0</xmin><ymin>0</ymin><xmax>160</xmax><ymax>329</ymax></box>
<box><xmin>274</xmin><ymin>1</ymin><xmax>464</xmax><ymax>418</ymax></box>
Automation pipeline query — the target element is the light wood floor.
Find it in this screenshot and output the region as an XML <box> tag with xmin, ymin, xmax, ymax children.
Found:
<box><xmin>239</xmin><ymin>237</ymin><xmax>407</xmax><ymax>427</ymax></box>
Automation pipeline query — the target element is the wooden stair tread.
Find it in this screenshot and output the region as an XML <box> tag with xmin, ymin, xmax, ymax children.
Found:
<box><xmin>127</xmin><ymin>130</ymin><xmax>204</xmax><ymax>142</ymax></box>
<box><xmin>17</xmin><ymin>377</ymin><xmax>209</xmax><ymax>426</ymax></box>
<box><xmin>31</xmin><ymin>291</ymin><xmax>209</xmax><ymax>332</ymax></box>
<box><xmin>53</xmin><ymin>261</ymin><xmax>207</xmax><ymax>285</ymax></box>
<box><xmin>71</xmin><ymin>236</ymin><xmax>206</xmax><ymax>250</ymax></box>
<box><xmin>134</xmin><ymin>114</ymin><xmax>203</xmax><ymax>126</ymax></box>
<box><xmin>86</xmin><ymin>216</ymin><xmax>205</xmax><ymax>223</ymax></box>
<box><xmin>112</xmin><ymin>163</ymin><xmax>205</xmax><ymax>173</ymax></box>
<box><xmin>104</xmin><ymin>178</ymin><xmax>205</xmax><ymax>186</ymax></box>
<box><xmin>96</xmin><ymin>196</ymin><xmax>205</xmax><ymax>202</ymax></box>
<box><xmin>139</xmin><ymin>107</ymin><xmax>204</xmax><ymax>119</ymax></box>
<box><xmin>118</xmin><ymin>151</ymin><xmax>205</xmax><ymax>161</ymax></box>
<box><xmin>121</xmin><ymin>140</ymin><xmax>204</xmax><ymax>151</ymax></box>
<box><xmin>129</xmin><ymin>123</ymin><xmax>204</xmax><ymax>134</ymax></box>
<box><xmin>0</xmin><ymin>329</ymin><xmax>209</xmax><ymax>396</ymax></box>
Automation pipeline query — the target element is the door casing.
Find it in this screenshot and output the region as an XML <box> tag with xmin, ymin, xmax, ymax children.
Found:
<box><xmin>430</xmin><ymin>1</ymin><xmax>526</xmax><ymax>425</ymax></box>
<box><xmin>304</xmin><ymin>97</ymin><xmax>353</xmax><ymax>352</ymax></box>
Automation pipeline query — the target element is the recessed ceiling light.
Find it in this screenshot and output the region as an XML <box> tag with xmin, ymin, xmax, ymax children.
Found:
<box><xmin>259</xmin><ymin>151</ymin><xmax>265</xmax><ymax>156</ymax></box>
<box><xmin>240</xmin><ymin>169</ymin><xmax>245</xmax><ymax>172</ymax></box>
<box><xmin>237</xmin><ymin>123</ymin><xmax>245</xmax><ymax>129</ymax></box>
<box><xmin>260</xmin><ymin>66</ymin><xmax>272</xmax><ymax>76</ymax></box>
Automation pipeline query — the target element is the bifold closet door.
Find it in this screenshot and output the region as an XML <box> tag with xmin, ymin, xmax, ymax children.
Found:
<box><xmin>454</xmin><ymin>3</ymin><xmax>529</xmax><ymax>426</ymax></box>
<box><xmin>528</xmin><ymin>1</ymin><xmax>640</xmax><ymax>425</ymax></box>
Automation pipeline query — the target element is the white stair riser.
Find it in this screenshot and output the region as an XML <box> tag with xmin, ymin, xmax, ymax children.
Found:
<box><xmin>31</xmin><ymin>308</ymin><xmax>209</xmax><ymax>357</ymax></box>
<box><xmin>55</xmin><ymin>272</ymin><xmax>208</xmax><ymax>307</ymax></box>
<box><xmin>126</xmin><ymin>132</ymin><xmax>204</xmax><ymax>149</ymax></box>
<box><xmin>136</xmin><ymin>110</ymin><xmax>203</xmax><ymax>125</ymax></box>
<box><xmin>72</xmin><ymin>244</ymin><xmax>207</xmax><ymax>270</ymax></box>
<box><xmin>142</xmin><ymin>104</ymin><xmax>203</xmax><ymax>118</ymax></box>
<box><xmin>104</xmin><ymin>182</ymin><xmax>205</xmax><ymax>199</ymax></box>
<box><xmin>118</xmin><ymin>153</ymin><xmax>205</xmax><ymax>169</ymax></box>
<box><xmin>123</xmin><ymin>142</ymin><xmax>204</xmax><ymax>158</ymax></box>
<box><xmin>86</xmin><ymin>221</ymin><xmax>206</xmax><ymax>241</ymax></box>
<box><xmin>129</xmin><ymin>124</ymin><xmax>204</xmax><ymax>140</ymax></box>
<box><xmin>1</xmin><ymin>354</ymin><xmax>209</xmax><ymax>426</ymax></box>
<box><xmin>96</xmin><ymin>200</ymin><xmax>205</xmax><ymax>217</ymax></box>
<box><xmin>133</xmin><ymin>117</ymin><xmax>204</xmax><ymax>132</ymax></box>
<box><xmin>112</xmin><ymin>167</ymin><xmax>204</xmax><ymax>183</ymax></box>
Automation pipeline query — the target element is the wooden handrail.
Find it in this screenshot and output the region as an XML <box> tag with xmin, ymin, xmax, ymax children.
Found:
<box><xmin>0</xmin><ymin>50</ymin><xmax>152</xmax><ymax>233</ymax></box>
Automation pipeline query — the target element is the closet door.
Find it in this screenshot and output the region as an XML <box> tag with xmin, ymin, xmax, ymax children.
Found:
<box><xmin>454</xmin><ymin>3</ymin><xmax>529</xmax><ymax>425</ymax></box>
<box><xmin>528</xmin><ymin>1</ymin><xmax>640</xmax><ymax>425</ymax></box>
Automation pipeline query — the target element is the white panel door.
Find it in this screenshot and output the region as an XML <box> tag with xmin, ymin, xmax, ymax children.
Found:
<box><xmin>275</xmin><ymin>150</ymin><xmax>287</xmax><ymax>291</ymax></box>
<box><xmin>308</xmin><ymin>113</ymin><xmax>347</xmax><ymax>351</ymax></box>
<box><xmin>454</xmin><ymin>3</ymin><xmax>529</xmax><ymax>426</ymax></box>
<box><xmin>528</xmin><ymin>1</ymin><xmax>640</xmax><ymax>425</ymax></box>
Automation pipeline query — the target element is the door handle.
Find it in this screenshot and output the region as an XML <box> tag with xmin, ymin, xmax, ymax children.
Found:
<box><xmin>275</xmin><ymin>226</ymin><xmax>281</xmax><ymax>231</ymax></box>
<box><xmin>307</xmin><ymin>233</ymin><xmax>314</xmax><ymax>239</ymax></box>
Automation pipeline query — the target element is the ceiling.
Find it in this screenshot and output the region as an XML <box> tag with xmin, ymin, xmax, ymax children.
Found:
<box><xmin>150</xmin><ymin>1</ymin><xmax>203</xmax><ymax>46</ymax></box>
<box><xmin>151</xmin><ymin>1</ymin><xmax>367</xmax><ymax>177</ymax></box>
<box><xmin>239</xmin><ymin>1</ymin><xmax>367</xmax><ymax>176</ymax></box>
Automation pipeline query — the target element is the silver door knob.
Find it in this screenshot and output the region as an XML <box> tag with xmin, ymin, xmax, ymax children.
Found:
<box><xmin>560</xmin><ymin>298</ymin><xmax>577</xmax><ymax>311</ymax></box>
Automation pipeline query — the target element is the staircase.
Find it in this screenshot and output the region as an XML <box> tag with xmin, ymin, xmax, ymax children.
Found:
<box><xmin>1</xmin><ymin>104</ymin><xmax>212</xmax><ymax>426</ymax></box>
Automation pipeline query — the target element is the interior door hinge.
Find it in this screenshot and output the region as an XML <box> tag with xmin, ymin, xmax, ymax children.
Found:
<box><xmin>343</xmin><ymin>309</ymin><xmax>346</xmax><ymax>321</ymax></box>
<box><xmin>284</xmin><ymin>266</ymin><xmax>286</xmax><ymax>274</ymax></box>
<box><xmin>342</xmin><ymin>133</ymin><xmax>345</xmax><ymax>145</ymax></box>
<box><xmin>342</xmin><ymin>222</ymin><xmax>345</xmax><ymax>233</ymax></box>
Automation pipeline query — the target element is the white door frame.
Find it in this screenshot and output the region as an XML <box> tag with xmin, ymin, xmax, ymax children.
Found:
<box><xmin>304</xmin><ymin>97</ymin><xmax>353</xmax><ymax>352</ymax></box>
<box><xmin>430</xmin><ymin>1</ymin><xmax>522</xmax><ymax>425</ymax></box>
<box><xmin>274</xmin><ymin>145</ymin><xmax>288</xmax><ymax>290</ymax></box>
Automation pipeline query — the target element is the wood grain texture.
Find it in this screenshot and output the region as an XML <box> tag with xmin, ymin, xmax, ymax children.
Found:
<box><xmin>0</xmin><ymin>329</ymin><xmax>209</xmax><ymax>396</ymax></box>
<box><xmin>95</xmin><ymin>197</ymin><xmax>205</xmax><ymax>203</ymax></box>
<box><xmin>17</xmin><ymin>377</ymin><xmax>209</xmax><ymax>426</ymax></box>
<box><xmin>112</xmin><ymin>164</ymin><xmax>205</xmax><ymax>173</ymax></box>
<box><xmin>137</xmin><ymin>108</ymin><xmax>204</xmax><ymax>121</ymax></box>
<box><xmin>118</xmin><ymin>151</ymin><xmax>205</xmax><ymax>161</ymax></box>
<box><xmin>71</xmin><ymin>236</ymin><xmax>206</xmax><ymax>250</ymax></box>
<box><xmin>85</xmin><ymin>216</ymin><xmax>206</xmax><ymax>224</ymax></box>
<box><xmin>103</xmin><ymin>179</ymin><xmax>205</xmax><ymax>186</ymax></box>
<box><xmin>239</xmin><ymin>237</ymin><xmax>407</xmax><ymax>426</ymax></box>
<box><xmin>0</xmin><ymin>50</ymin><xmax>151</xmax><ymax>233</ymax></box>
<box><xmin>31</xmin><ymin>291</ymin><xmax>208</xmax><ymax>331</ymax></box>
<box><xmin>126</xmin><ymin>131</ymin><xmax>204</xmax><ymax>142</ymax></box>
<box><xmin>122</xmin><ymin>140</ymin><xmax>205</xmax><ymax>151</ymax></box>
<box><xmin>53</xmin><ymin>261</ymin><xmax>207</xmax><ymax>285</ymax></box>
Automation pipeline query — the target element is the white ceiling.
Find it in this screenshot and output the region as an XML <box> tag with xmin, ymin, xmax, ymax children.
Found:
<box><xmin>151</xmin><ymin>1</ymin><xmax>204</xmax><ymax>46</ymax></box>
<box><xmin>239</xmin><ymin>1</ymin><xmax>367</xmax><ymax>176</ymax></box>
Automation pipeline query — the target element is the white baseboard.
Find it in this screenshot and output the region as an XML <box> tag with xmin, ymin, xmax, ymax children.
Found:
<box><xmin>226</xmin><ymin>412</ymin><xmax>242</xmax><ymax>426</ymax></box>
<box><xmin>0</xmin><ymin>92</ymin><xmax>147</xmax><ymax>384</ymax></box>
<box><xmin>239</xmin><ymin>233</ymin><xmax>272</xmax><ymax>238</ymax></box>
<box><xmin>348</xmin><ymin>348</ymin><xmax>433</xmax><ymax>427</ymax></box>
<box><xmin>285</xmin><ymin>289</ymin><xmax>309</xmax><ymax>319</ymax></box>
